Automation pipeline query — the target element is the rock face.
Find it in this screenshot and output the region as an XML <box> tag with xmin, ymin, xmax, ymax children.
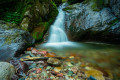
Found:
<box><xmin>64</xmin><ymin>2</ymin><xmax>120</xmax><ymax>43</ymax></box>
<box><xmin>110</xmin><ymin>0</ymin><xmax>120</xmax><ymax>18</ymax></box>
<box><xmin>20</xmin><ymin>0</ymin><xmax>59</xmax><ymax>41</ymax></box>
<box><xmin>0</xmin><ymin>62</ymin><xmax>15</xmax><ymax>80</ymax></box>
<box><xmin>0</xmin><ymin>21</ymin><xmax>35</xmax><ymax>60</ymax></box>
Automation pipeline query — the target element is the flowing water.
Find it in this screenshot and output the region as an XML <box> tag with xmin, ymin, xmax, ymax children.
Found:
<box><xmin>48</xmin><ymin>3</ymin><xmax>68</xmax><ymax>43</ymax></box>
<box><xmin>36</xmin><ymin>3</ymin><xmax>120</xmax><ymax>79</ymax></box>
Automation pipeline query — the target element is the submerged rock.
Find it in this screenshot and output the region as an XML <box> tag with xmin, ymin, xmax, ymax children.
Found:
<box><xmin>47</xmin><ymin>57</ymin><xmax>61</xmax><ymax>66</ymax></box>
<box><xmin>0</xmin><ymin>62</ymin><xmax>15</xmax><ymax>80</ymax></box>
<box><xmin>85</xmin><ymin>67</ymin><xmax>105</xmax><ymax>80</ymax></box>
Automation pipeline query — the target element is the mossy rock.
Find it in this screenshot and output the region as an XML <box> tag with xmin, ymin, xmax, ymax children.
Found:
<box><xmin>91</xmin><ymin>0</ymin><xmax>104</xmax><ymax>11</ymax></box>
<box><xmin>31</xmin><ymin>27</ymin><xmax>45</xmax><ymax>41</ymax></box>
<box><xmin>82</xmin><ymin>0</ymin><xmax>104</xmax><ymax>11</ymax></box>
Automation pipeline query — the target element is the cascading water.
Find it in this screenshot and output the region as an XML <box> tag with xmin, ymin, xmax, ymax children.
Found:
<box><xmin>48</xmin><ymin>3</ymin><xmax>68</xmax><ymax>43</ymax></box>
<box><xmin>38</xmin><ymin>3</ymin><xmax>79</xmax><ymax>48</ymax></box>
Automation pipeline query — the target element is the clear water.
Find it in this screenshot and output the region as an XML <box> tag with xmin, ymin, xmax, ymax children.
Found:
<box><xmin>36</xmin><ymin>42</ymin><xmax>120</xmax><ymax>79</ymax></box>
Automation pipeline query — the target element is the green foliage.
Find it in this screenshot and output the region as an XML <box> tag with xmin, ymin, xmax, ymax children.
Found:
<box><xmin>2</xmin><ymin>12</ymin><xmax>21</xmax><ymax>24</ymax></box>
<box><xmin>0</xmin><ymin>0</ymin><xmax>32</xmax><ymax>24</ymax></box>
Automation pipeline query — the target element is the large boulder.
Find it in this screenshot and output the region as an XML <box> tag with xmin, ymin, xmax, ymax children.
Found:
<box><xmin>0</xmin><ymin>62</ymin><xmax>15</xmax><ymax>80</ymax></box>
<box><xmin>64</xmin><ymin>2</ymin><xmax>120</xmax><ymax>43</ymax></box>
<box><xmin>0</xmin><ymin>21</ymin><xmax>35</xmax><ymax>61</ymax></box>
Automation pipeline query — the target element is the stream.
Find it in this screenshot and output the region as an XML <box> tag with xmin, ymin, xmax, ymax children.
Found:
<box><xmin>35</xmin><ymin>3</ymin><xmax>120</xmax><ymax>79</ymax></box>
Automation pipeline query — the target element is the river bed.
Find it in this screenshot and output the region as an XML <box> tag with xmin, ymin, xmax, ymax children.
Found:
<box><xmin>36</xmin><ymin>42</ymin><xmax>120</xmax><ymax>79</ymax></box>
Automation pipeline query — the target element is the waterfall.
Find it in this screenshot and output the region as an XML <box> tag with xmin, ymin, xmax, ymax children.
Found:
<box><xmin>38</xmin><ymin>3</ymin><xmax>79</xmax><ymax>48</ymax></box>
<box><xmin>48</xmin><ymin>3</ymin><xmax>68</xmax><ymax>43</ymax></box>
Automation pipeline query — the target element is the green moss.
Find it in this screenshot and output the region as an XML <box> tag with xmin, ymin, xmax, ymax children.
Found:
<box><xmin>91</xmin><ymin>2</ymin><xmax>100</xmax><ymax>11</ymax></box>
<box><xmin>32</xmin><ymin>31</ymin><xmax>43</xmax><ymax>41</ymax></box>
<box><xmin>91</xmin><ymin>0</ymin><xmax>104</xmax><ymax>11</ymax></box>
<box><xmin>3</xmin><ymin>32</ymin><xmax>19</xmax><ymax>45</ymax></box>
<box><xmin>63</xmin><ymin>6</ymin><xmax>75</xmax><ymax>11</ymax></box>
<box><xmin>63</xmin><ymin>5</ymin><xmax>76</xmax><ymax>13</ymax></box>
<box><xmin>62</xmin><ymin>0</ymin><xmax>67</xmax><ymax>3</ymax></box>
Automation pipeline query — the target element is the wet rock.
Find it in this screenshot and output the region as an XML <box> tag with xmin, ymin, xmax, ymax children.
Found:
<box><xmin>56</xmin><ymin>73</ymin><xmax>64</xmax><ymax>77</ymax></box>
<box><xmin>20</xmin><ymin>56</ymin><xmax>48</xmax><ymax>61</ymax></box>
<box><xmin>41</xmin><ymin>69</ymin><xmax>48</xmax><ymax>78</ymax></box>
<box><xmin>10</xmin><ymin>60</ymin><xmax>29</xmax><ymax>76</ymax></box>
<box><xmin>88</xmin><ymin>76</ymin><xmax>97</xmax><ymax>80</ymax></box>
<box><xmin>29</xmin><ymin>63</ymin><xmax>37</xmax><ymax>69</ymax></box>
<box><xmin>25</xmin><ymin>51</ymin><xmax>36</xmax><ymax>57</ymax></box>
<box><xmin>0</xmin><ymin>62</ymin><xmax>15</xmax><ymax>80</ymax></box>
<box><xmin>66</xmin><ymin>62</ymin><xmax>73</xmax><ymax>67</ymax></box>
<box><xmin>40</xmin><ymin>51</ymin><xmax>48</xmax><ymax>55</ymax></box>
<box><xmin>53</xmin><ymin>66</ymin><xmax>62</xmax><ymax>72</ymax></box>
<box><xmin>47</xmin><ymin>58</ymin><xmax>61</xmax><ymax>66</ymax></box>
<box><xmin>45</xmin><ymin>53</ymin><xmax>56</xmax><ymax>57</ymax></box>
<box><xmin>27</xmin><ymin>47</ymin><xmax>33</xmax><ymax>51</ymax></box>
<box><xmin>67</xmin><ymin>71</ymin><xmax>73</xmax><ymax>76</ymax></box>
<box><xmin>36</xmin><ymin>68</ymin><xmax>42</xmax><ymax>73</ymax></box>
<box><xmin>85</xmin><ymin>68</ymin><xmax>105</xmax><ymax>80</ymax></box>
<box><xmin>46</xmin><ymin>66</ymin><xmax>52</xmax><ymax>71</ymax></box>
<box><xmin>31</xmin><ymin>48</ymin><xmax>39</xmax><ymax>54</ymax></box>
<box><xmin>46</xmin><ymin>78</ymin><xmax>52</xmax><ymax>80</ymax></box>
<box><xmin>69</xmin><ymin>56</ymin><xmax>74</xmax><ymax>59</ymax></box>
<box><xmin>71</xmin><ymin>66</ymin><xmax>78</xmax><ymax>74</ymax></box>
